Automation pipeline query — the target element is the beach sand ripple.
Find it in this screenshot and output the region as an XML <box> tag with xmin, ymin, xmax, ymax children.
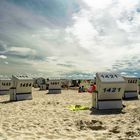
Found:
<box><xmin>0</xmin><ymin>88</ymin><xmax>140</xmax><ymax>140</ymax></box>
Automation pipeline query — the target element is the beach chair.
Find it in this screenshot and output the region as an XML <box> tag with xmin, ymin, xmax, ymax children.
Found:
<box><xmin>92</xmin><ymin>72</ymin><xmax>125</xmax><ymax>110</ymax></box>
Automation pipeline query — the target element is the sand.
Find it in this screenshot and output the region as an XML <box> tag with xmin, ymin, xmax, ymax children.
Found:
<box><xmin>0</xmin><ymin>88</ymin><xmax>140</xmax><ymax>140</ymax></box>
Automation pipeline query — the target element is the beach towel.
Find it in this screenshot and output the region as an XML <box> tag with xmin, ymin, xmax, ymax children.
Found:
<box><xmin>68</xmin><ymin>105</ymin><xmax>89</xmax><ymax>111</ymax></box>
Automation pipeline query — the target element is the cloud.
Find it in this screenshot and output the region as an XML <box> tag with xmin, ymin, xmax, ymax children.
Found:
<box><xmin>0</xmin><ymin>0</ymin><xmax>140</xmax><ymax>77</ymax></box>
<box><xmin>63</xmin><ymin>0</ymin><xmax>140</xmax><ymax>73</ymax></box>
<box><xmin>120</xmin><ymin>72</ymin><xmax>127</xmax><ymax>75</ymax></box>
<box><xmin>0</xmin><ymin>55</ymin><xmax>7</xmax><ymax>59</ymax></box>
<box><xmin>8</xmin><ymin>47</ymin><xmax>37</xmax><ymax>56</ymax></box>
<box><xmin>4</xmin><ymin>61</ymin><xmax>9</xmax><ymax>65</ymax></box>
<box><xmin>4</xmin><ymin>0</ymin><xmax>81</xmax><ymax>27</ymax></box>
<box><xmin>0</xmin><ymin>40</ymin><xmax>7</xmax><ymax>52</ymax></box>
<box><xmin>134</xmin><ymin>72</ymin><xmax>138</xmax><ymax>75</ymax></box>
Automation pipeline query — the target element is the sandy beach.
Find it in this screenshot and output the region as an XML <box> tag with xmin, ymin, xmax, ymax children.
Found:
<box><xmin>0</xmin><ymin>88</ymin><xmax>140</xmax><ymax>140</ymax></box>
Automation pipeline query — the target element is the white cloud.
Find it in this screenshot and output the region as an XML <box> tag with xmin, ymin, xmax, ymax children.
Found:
<box><xmin>120</xmin><ymin>72</ymin><xmax>127</xmax><ymax>75</ymax></box>
<box><xmin>63</xmin><ymin>0</ymin><xmax>140</xmax><ymax>73</ymax></box>
<box><xmin>0</xmin><ymin>55</ymin><xmax>7</xmax><ymax>59</ymax></box>
<box><xmin>4</xmin><ymin>61</ymin><xmax>8</xmax><ymax>64</ymax></box>
<box><xmin>117</xmin><ymin>0</ymin><xmax>139</xmax><ymax>9</ymax></box>
<box><xmin>134</xmin><ymin>72</ymin><xmax>138</xmax><ymax>75</ymax></box>
<box><xmin>82</xmin><ymin>0</ymin><xmax>112</xmax><ymax>10</ymax></box>
<box><xmin>9</xmin><ymin>47</ymin><xmax>37</xmax><ymax>56</ymax></box>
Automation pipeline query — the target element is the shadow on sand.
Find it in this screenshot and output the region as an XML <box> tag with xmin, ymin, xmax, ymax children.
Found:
<box><xmin>90</xmin><ymin>107</ymin><xmax>126</xmax><ymax>115</ymax></box>
<box><xmin>0</xmin><ymin>100</ymin><xmax>13</xmax><ymax>104</ymax></box>
<box><xmin>0</xmin><ymin>99</ymin><xmax>31</xmax><ymax>104</ymax></box>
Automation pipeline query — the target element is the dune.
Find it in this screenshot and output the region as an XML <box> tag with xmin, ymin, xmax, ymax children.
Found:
<box><xmin>0</xmin><ymin>88</ymin><xmax>140</xmax><ymax>140</ymax></box>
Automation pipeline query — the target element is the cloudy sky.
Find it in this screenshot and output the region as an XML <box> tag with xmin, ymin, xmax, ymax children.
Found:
<box><xmin>0</xmin><ymin>0</ymin><xmax>140</xmax><ymax>78</ymax></box>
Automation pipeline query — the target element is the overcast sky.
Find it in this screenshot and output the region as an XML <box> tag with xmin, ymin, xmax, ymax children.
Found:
<box><xmin>0</xmin><ymin>0</ymin><xmax>140</xmax><ymax>78</ymax></box>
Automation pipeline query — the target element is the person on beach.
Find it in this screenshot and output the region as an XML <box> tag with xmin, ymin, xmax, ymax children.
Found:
<box><xmin>87</xmin><ymin>82</ymin><xmax>97</xmax><ymax>93</ymax></box>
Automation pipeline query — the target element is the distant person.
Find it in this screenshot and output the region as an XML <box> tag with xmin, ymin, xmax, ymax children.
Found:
<box><xmin>82</xmin><ymin>86</ymin><xmax>85</xmax><ymax>92</ymax></box>
<box><xmin>78</xmin><ymin>86</ymin><xmax>82</xmax><ymax>93</ymax></box>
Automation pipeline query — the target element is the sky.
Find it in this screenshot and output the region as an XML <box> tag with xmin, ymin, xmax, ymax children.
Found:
<box><xmin>0</xmin><ymin>0</ymin><xmax>140</xmax><ymax>78</ymax></box>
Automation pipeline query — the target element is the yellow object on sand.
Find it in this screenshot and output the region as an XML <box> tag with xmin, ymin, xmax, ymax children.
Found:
<box><xmin>68</xmin><ymin>105</ymin><xmax>89</xmax><ymax>111</ymax></box>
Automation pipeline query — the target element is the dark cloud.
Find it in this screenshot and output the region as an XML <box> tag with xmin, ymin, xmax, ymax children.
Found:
<box><xmin>136</xmin><ymin>7</ymin><xmax>140</xmax><ymax>13</ymax></box>
<box><xmin>0</xmin><ymin>41</ymin><xmax>7</xmax><ymax>52</ymax></box>
<box><xmin>112</xmin><ymin>56</ymin><xmax>140</xmax><ymax>76</ymax></box>
<box><xmin>0</xmin><ymin>0</ymin><xmax>50</xmax><ymax>34</ymax></box>
<box><xmin>57</xmin><ymin>63</ymin><xmax>74</xmax><ymax>68</ymax></box>
<box><xmin>0</xmin><ymin>51</ymin><xmax>45</xmax><ymax>61</ymax></box>
<box><xmin>6</xmin><ymin>0</ymin><xmax>81</xmax><ymax>27</ymax></box>
<box><xmin>0</xmin><ymin>45</ymin><xmax>6</xmax><ymax>52</ymax></box>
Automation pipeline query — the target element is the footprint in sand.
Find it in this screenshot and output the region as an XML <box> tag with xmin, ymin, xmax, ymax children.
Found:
<box><xmin>109</xmin><ymin>126</ymin><xmax>120</xmax><ymax>134</ymax></box>
<box><xmin>76</xmin><ymin>119</ymin><xmax>105</xmax><ymax>131</ymax></box>
<box><xmin>125</xmin><ymin>131</ymin><xmax>138</xmax><ymax>137</ymax></box>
